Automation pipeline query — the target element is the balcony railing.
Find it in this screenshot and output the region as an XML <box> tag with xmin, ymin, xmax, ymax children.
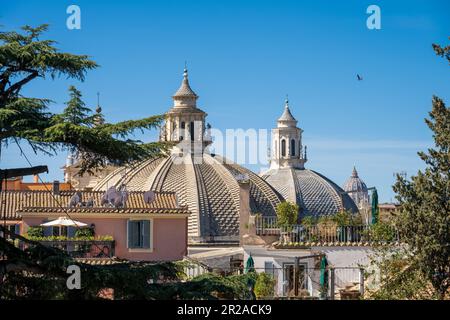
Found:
<box><xmin>37</xmin><ymin>240</ymin><xmax>115</xmax><ymax>258</ymax></box>
<box><xmin>255</xmin><ymin>216</ymin><xmax>398</xmax><ymax>245</ymax></box>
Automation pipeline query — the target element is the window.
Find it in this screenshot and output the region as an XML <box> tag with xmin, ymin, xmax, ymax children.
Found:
<box><xmin>52</xmin><ymin>226</ymin><xmax>67</xmax><ymax>237</ymax></box>
<box><xmin>264</xmin><ymin>261</ymin><xmax>274</xmax><ymax>276</ymax></box>
<box><xmin>281</xmin><ymin>139</ymin><xmax>286</xmax><ymax>157</ymax></box>
<box><xmin>190</xmin><ymin>121</ymin><xmax>195</xmax><ymax>141</ymax></box>
<box><xmin>291</xmin><ymin>139</ymin><xmax>296</xmax><ymax>156</ymax></box>
<box><xmin>1</xmin><ymin>224</ymin><xmax>20</xmax><ymax>240</ymax></box>
<box><xmin>181</xmin><ymin>122</ymin><xmax>186</xmax><ymax>129</ymax></box>
<box><xmin>127</xmin><ymin>220</ymin><xmax>151</xmax><ymax>249</ymax></box>
<box><xmin>283</xmin><ymin>263</ymin><xmax>307</xmax><ymax>295</ymax></box>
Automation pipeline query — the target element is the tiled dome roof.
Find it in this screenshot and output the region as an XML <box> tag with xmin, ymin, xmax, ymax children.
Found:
<box><xmin>263</xmin><ymin>168</ymin><xmax>358</xmax><ymax>217</ymax></box>
<box><xmin>277</xmin><ymin>98</ymin><xmax>297</xmax><ymax>124</ymax></box>
<box><xmin>173</xmin><ymin>68</ymin><xmax>198</xmax><ymax>98</ymax></box>
<box><xmin>93</xmin><ymin>153</ymin><xmax>283</xmax><ymax>244</ymax></box>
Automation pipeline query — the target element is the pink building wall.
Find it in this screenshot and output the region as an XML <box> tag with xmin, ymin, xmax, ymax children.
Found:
<box><xmin>22</xmin><ymin>216</ymin><xmax>188</xmax><ymax>261</ymax></box>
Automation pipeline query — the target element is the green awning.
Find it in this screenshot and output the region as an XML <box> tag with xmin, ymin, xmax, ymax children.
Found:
<box><xmin>245</xmin><ymin>254</ymin><xmax>255</xmax><ymax>273</ymax></box>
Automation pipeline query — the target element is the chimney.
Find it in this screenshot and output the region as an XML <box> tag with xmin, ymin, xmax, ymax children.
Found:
<box><xmin>33</xmin><ymin>175</ymin><xmax>39</xmax><ymax>183</ymax></box>
<box><xmin>53</xmin><ymin>180</ymin><xmax>60</xmax><ymax>195</ymax></box>
<box><xmin>237</xmin><ymin>176</ymin><xmax>266</xmax><ymax>246</ymax></box>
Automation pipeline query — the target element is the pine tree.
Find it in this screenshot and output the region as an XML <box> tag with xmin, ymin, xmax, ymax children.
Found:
<box><xmin>393</xmin><ymin>95</ymin><xmax>450</xmax><ymax>299</ymax></box>
<box><xmin>433</xmin><ymin>36</ymin><xmax>450</xmax><ymax>64</ymax></box>
<box><xmin>0</xmin><ymin>25</ymin><xmax>168</xmax><ymax>173</ymax></box>
<box><xmin>60</xmin><ymin>86</ymin><xmax>93</xmax><ymax>126</ymax></box>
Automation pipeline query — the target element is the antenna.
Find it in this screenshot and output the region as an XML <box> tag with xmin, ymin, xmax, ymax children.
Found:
<box><xmin>143</xmin><ymin>191</ymin><xmax>156</xmax><ymax>204</ymax></box>
<box><xmin>68</xmin><ymin>191</ymin><xmax>82</xmax><ymax>208</ymax></box>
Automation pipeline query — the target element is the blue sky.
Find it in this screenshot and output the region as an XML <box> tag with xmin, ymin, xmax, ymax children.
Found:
<box><xmin>1</xmin><ymin>0</ymin><xmax>449</xmax><ymax>202</ymax></box>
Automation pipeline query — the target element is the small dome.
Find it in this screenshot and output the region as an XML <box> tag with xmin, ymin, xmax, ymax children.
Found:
<box><xmin>343</xmin><ymin>167</ymin><xmax>369</xmax><ymax>208</ymax></box>
<box><xmin>263</xmin><ymin>168</ymin><xmax>358</xmax><ymax>217</ymax></box>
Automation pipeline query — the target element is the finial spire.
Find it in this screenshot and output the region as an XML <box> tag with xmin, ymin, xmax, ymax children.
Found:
<box><xmin>285</xmin><ymin>94</ymin><xmax>289</xmax><ymax>106</ymax></box>
<box><xmin>183</xmin><ymin>61</ymin><xmax>188</xmax><ymax>78</ymax></box>
<box><xmin>352</xmin><ymin>166</ymin><xmax>358</xmax><ymax>177</ymax></box>
<box><xmin>172</xmin><ymin>64</ymin><xmax>198</xmax><ymax>103</ymax></box>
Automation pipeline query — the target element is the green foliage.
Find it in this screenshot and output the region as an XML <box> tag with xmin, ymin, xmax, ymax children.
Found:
<box><xmin>276</xmin><ymin>201</ymin><xmax>299</xmax><ymax>227</ymax></box>
<box><xmin>2</xmin><ymin>226</ymin><xmax>262</xmax><ymax>300</ymax></box>
<box><xmin>392</xmin><ymin>95</ymin><xmax>450</xmax><ymax>299</ymax></box>
<box><xmin>57</xmin><ymin>86</ymin><xmax>94</xmax><ymax>126</ymax></box>
<box><xmin>332</xmin><ymin>210</ymin><xmax>362</xmax><ymax>226</ymax></box>
<box><xmin>0</xmin><ymin>24</ymin><xmax>168</xmax><ymax>174</ymax></box>
<box><xmin>366</xmin><ymin>246</ymin><xmax>439</xmax><ymax>300</ymax></box>
<box><xmin>301</xmin><ymin>215</ymin><xmax>317</xmax><ymax>227</ymax></box>
<box><xmin>366</xmin><ymin>40</ymin><xmax>450</xmax><ymax>300</ymax></box>
<box><xmin>368</xmin><ymin>222</ymin><xmax>397</xmax><ymax>243</ymax></box>
<box><xmin>254</xmin><ymin>273</ymin><xmax>276</xmax><ymax>299</ymax></box>
<box><xmin>26</xmin><ymin>226</ymin><xmax>44</xmax><ymax>238</ymax></box>
<box><xmin>433</xmin><ymin>37</ymin><xmax>450</xmax><ymax>64</ymax></box>
<box><xmin>74</xmin><ymin>227</ymin><xmax>95</xmax><ymax>239</ymax></box>
<box><xmin>24</xmin><ymin>235</ymin><xmax>113</xmax><ymax>242</ymax></box>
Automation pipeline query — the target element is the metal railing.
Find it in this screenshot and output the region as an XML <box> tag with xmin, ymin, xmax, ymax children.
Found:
<box><xmin>36</xmin><ymin>240</ymin><xmax>115</xmax><ymax>258</ymax></box>
<box><xmin>279</xmin><ymin>225</ymin><xmax>371</xmax><ymax>244</ymax></box>
<box><xmin>255</xmin><ymin>216</ymin><xmax>279</xmax><ymax>235</ymax></box>
<box><xmin>255</xmin><ymin>216</ymin><xmax>398</xmax><ymax>244</ymax></box>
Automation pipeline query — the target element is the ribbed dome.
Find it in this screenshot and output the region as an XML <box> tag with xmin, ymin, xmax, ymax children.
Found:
<box><xmin>262</xmin><ymin>168</ymin><xmax>358</xmax><ymax>217</ymax></box>
<box><xmin>93</xmin><ymin>153</ymin><xmax>283</xmax><ymax>244</ymax></box>
<box><xmin>343</xmin><ymin>167</ymin><xmax>369</xmax><ymax>208</ymax></box>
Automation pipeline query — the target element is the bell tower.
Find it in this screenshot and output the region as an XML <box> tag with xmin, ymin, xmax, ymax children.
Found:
<box><xmin>269</xmin><ymin>98</ymin><xmax>307</xmax><ymax>170</ymax></box>
<box><xmin>160</xmin><ymin>67</ymin><xmax>211</xmax><ymax>155</ymax></box>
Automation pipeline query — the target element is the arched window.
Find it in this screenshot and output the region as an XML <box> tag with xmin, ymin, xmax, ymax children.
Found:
<box><xmin>281</xmin><ymin>139</ymin><xmax>286</xmax><ymax>157</ymax></box>
<box><xmin>291</xmin><ymin>139</ymin><xmax>296</xmax><ymax>156</ymax></box>
<box><xmin>181</xmin><ymin>122</ymin><xmax>186</xmax><ymax>129</ymax></box>
<box><xmin>190</xmin><ymin>122</ymin><xmax>195</xmax><ymax>141</ymax></box>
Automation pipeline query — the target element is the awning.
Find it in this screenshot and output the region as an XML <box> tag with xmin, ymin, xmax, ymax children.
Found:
<box><xmin>40</xmin><ymin>217</ymin><xmax>87</xmax><ymax>227</ymax></box>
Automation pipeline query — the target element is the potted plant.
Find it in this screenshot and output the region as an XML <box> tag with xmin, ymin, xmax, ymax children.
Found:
<box><xmin>276</xmin><ymin>202</ymin><xmax>299</xmax><ymax>244</ymax></box>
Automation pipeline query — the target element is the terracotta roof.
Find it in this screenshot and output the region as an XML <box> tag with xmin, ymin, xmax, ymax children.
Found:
<box><xmin>0</xmin><ymin>190</ymin><xmax>187</xmax><ymax>220</ymax></box>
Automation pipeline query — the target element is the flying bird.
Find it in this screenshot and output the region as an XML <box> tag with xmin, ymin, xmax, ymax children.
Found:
<box><xmin>357</xmin><ymin>74</ymin><xmax>363</xmax><ymax>81</ymax></box>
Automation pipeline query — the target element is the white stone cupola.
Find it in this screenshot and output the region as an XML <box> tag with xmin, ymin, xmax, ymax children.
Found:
<box><xmin>269</xmin><ymin>98</ymin><xmax>306</xmax><ymax>170</ymax></box>
<box><xmin>160</xmin><ymin>67</ymin><xmax>211</xmax><ymax>155</ymax></box>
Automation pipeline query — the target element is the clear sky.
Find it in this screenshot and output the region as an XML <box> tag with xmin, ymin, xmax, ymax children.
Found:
<box><xmin>1</xmin><ymin>0</ymin><xmax>449</xmax><ymax>202</ymax></box>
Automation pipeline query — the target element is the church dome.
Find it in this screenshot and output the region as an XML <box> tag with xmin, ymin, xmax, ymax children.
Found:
<box><xmin>93</xmin><ymin>153</ymin><xmax>283</xmax><ymax>244</ymax></box>
<box><xmin>263</xmin><ymin>168</ymin><xmax>358</xmax><ymax>217</ymax></box>
<box><xmin>343</xmin><ymin>167</ymin><xmax>369</xmax><ymax>208</ymax></box>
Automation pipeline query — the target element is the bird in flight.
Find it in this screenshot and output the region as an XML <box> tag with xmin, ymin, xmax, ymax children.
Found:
<box><xmin>357</xmin><ymin>74</ymin><xmax>363</xmax><ymax>81</ymax></box>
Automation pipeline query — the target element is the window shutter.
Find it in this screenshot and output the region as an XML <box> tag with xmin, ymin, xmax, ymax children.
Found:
<box><xmin>14</xmin><ymin>224</ymin><xmax>20</xmax><ymax>235</ymax></box>
<box><xmin>127</xmin><ymin>220</ymin><xmax>135</xmax><ymax>248</ymax></box>
<box><xmin>142</xmin><ymin>220</ymin><xmax>150</xmax><ymax>249</ymax></box>
<box><xmin>264</xmin><ymin>261</ymin><xmax>274</xmax><ymax>275</ymax></box>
